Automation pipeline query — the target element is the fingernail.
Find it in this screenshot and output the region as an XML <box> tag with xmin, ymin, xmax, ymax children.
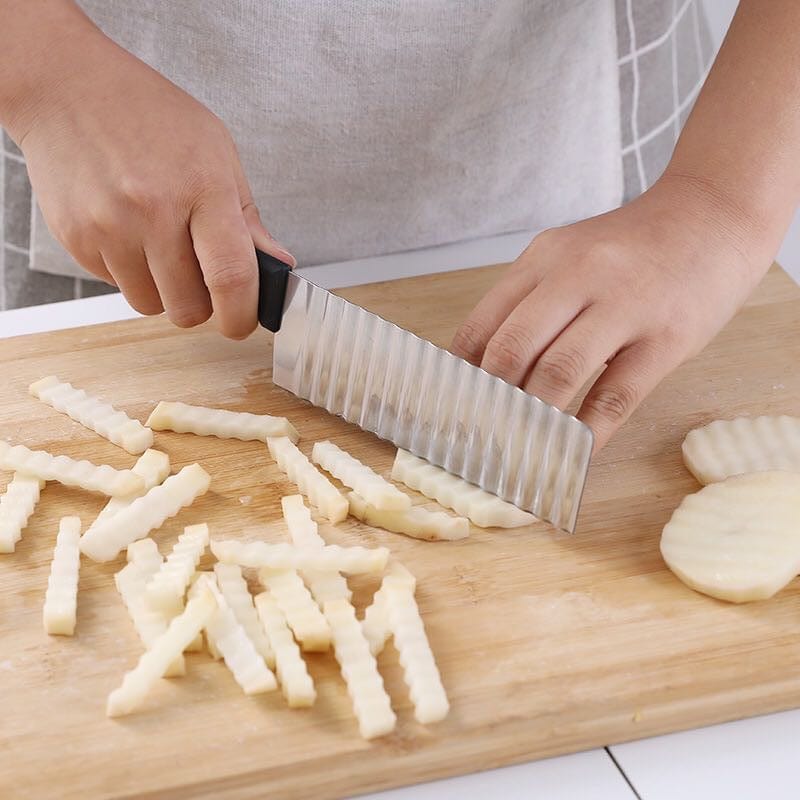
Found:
<box><xmin>272</xmin><ymin>245</ymin><xmax>296</xmax><ymax>267</ymax></box>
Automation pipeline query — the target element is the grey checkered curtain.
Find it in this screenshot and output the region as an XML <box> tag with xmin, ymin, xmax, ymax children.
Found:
<box><xmin>616</xmin><ymin>0</ymin><xmax>715</xmax><ymax>200</ymax></box>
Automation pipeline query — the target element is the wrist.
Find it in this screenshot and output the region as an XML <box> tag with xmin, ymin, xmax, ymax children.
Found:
<box><xmin>0</xmin><ymin>1</ymin><xmax>103</xmax><ymax>144</ymax></box>
<box><xmin>653</xmin><ymin>167</ymin><xmax>777</xmax><ymax>275</ymax></box>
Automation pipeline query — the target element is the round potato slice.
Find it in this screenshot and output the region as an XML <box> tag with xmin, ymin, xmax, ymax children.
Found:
<box><xmin>660</xmin><ymin>471</ymin><xmax>800</xmax><ymax>603</ymax></box>
<box><xmin>682</xmin><ymin>415</ymin><xmax>800</xmax><ymax>485</ymax></box>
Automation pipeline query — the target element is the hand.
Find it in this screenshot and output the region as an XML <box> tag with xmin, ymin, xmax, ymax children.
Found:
<box><xmin>451</xmin><ymin>177</ymin><xmax>771</xmax><ymax>450</ymax></box>
<box><xmin>10</xmin><ymin>13</ymin><xmax>293</xmax><ymax>339</ymax></box>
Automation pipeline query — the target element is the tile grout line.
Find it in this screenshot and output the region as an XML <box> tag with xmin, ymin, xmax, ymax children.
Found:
<box><xmin>625</xmin><ymin>0</ymin><xmax>648</xmax><ymax>193</ymax></box>
<box><xmin>621</xmin><ymin>0</ymin><xmax>716</xmax><ymax>157</ymax></box>
<box><xmin>617</xmin><ymin>0</ymin><xmax>693</xmax><ymax>66</ymax></box>
<box><xmin>670</xmin><ymin>0</ymin><xmax>681</xmax><ymax>143</ymax></box>
<box><xmin>4</xmin><ymin>241</ymin><xmax>30</xmax><ymax>256</ymax></box>
<box><xmin>621</xmin><ymin>71</ymin><xmax>705</xmax><ymax>156</ymax></box>
<box><xmin>2</xmin><ymin>148</ymin><xmax>25</xmax><ymax>165</ymax></box>
<box><xmin>605</xmin><ymin>747</ymin><xmax>644</xmax><ymax>800</ymax></box>
<box><xmin>691</xmin><ymin>0</ymin><xmax>706</xmax><ymax>76</ymax></box>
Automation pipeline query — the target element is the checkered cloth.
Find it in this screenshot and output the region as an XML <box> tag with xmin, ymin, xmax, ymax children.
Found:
<box><xmin>0</xmin><ymin>0</ymin><xmax>714</xmax><ymax>310</ymax></box>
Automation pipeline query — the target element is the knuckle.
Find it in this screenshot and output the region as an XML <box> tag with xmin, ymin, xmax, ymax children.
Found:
<box><xmin>483</xmin><ymin>323</ymin><xmax>532</xmax><ymax>377</ymax></box>
<box><xmin>647</xmin><ymin>330</ymin><xmax>676</xmax><ymax>360</ymax></box>
<box><xmin>654</xmin><ymin>321</ymin><xmax>686</xmax><ymax>351</ymax></box>
<box><xmin>451</xmin><ymin>319</ymin><xmax>492</xmax><ymax>364</ymax></box>
<box><xmin>582</xmin><ymin>238</ymin><xmax>624</xmax><ymax>268</ymax></box>
<box><xmin>180</xmin><ymin>169</ymin><xmax>218</xmax><ymax>208</ymax></box>
<box><xmin>529</xmin><ymin>227</ymin><xmax>560</xmax><ymax>252</ymax></box>
<box><xmin>513</xmin><ymin>229</ymin><xmax>559</xmax><ymax>273</ymax></box>
<box><xmin>56</xmin><ymin>201</ymin><xmax>123</xmax><ymax>241</ymax></box>
<box><xmin>584</xmin><ymin>382</ymin><xmax>640</xmax><ymax>424</ymax></box>
<box><xmin>204</xmin><ymin>259</ymin><xmax>255</xmax><ymax>295</ymax></box>
<box><xmin>536</xmin><ymin>347</ymin><xmax>587</xmax><ymax>391</ymax></box>
<box><xmin>53</xmin><ymin>216</ymin><xmax>88</xmax><ymax>250</ymax></box>
<box><xmin>116</xmin><ymin>175</ymin><xmax>161</xmax><ymax>216</ymax></box>
<box><xmin>241</xmin><ymin>201</ymin><xmax>262</xmax><ymax>224</ymax></box>
<box><xmin>85</xmin><ymin>206</ymin><xmax>121</xmax><ymax>237</ymax></box>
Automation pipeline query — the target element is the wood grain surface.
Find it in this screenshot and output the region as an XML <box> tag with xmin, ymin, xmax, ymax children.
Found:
<box><xmin>1</xmin><ymin>263</ymin><xmax>798</xmax><ymax>800</ymax></box>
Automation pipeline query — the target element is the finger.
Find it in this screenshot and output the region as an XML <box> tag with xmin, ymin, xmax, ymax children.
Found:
<box><xmin>50</xmin><ymin>215</ymin><xmax>116</xmax><ymax>285</ymax></box>
<box><xmin>100</xmin><ymin>245</ymin><xmax>163</xmax><ymax>316</ymax></box>
<box><xmin>230</xmin><ymin>146</ymin><xmax>296</xmax><ymax>266</ymax></box>
<box><xmin>450</xmin><ymin>233</ymin><xmax>556</xmax><ymax>364</ymax></box>
<box><xmin>241</xmin><ymin>202</ymin><xmax>296</xmax><ymax>266</ymax></box>
<box><xmin>478</xmin><ymin>277</ymin><xmax>587</xmax><ymax>387</ymax></box>
<box><xmin>523</xmin><ymin>306</ymin><xmax>629</xmax><ymax>410</ymax></box>
<box><xmin>189</xmin><ymin>185</ymin><xmax>259</xmax><ymax>339</ymax></box>
<box><xmin>577</xmin><ymin>339</ymin><xmax>673</xmax><ymax>451</ymax></box>
<box><xmin>63</xmin><ymin>246</ymin><xmax>116</xmax><ymax>286</ymax></box>
<box><xmin>145</xmin><ymin>227</ymin><xmax>212</xmax><ymax>329</ymax></box>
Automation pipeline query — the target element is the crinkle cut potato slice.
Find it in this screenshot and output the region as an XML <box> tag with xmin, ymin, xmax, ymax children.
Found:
<box><xmin>682</xmin><ymin>415</ymin><xmax>800</xmax><ymax>484</ymax></box>
<box><xmin>660</xmin><ymin>471</ymin><xmax>800</xmax><ymax>603</ymax></box>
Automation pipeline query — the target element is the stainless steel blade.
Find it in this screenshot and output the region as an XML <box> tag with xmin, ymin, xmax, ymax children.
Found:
<box><xmin>272</xmin><ymin>272</ymin><xmax>593</xmax><ymax>532</ymax></box>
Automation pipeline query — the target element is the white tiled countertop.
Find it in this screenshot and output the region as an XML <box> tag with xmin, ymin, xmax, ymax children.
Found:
<box><xmin>2</xmin><ymin>231</ymin><xmax>799</xmax><ymax>800</ymax></box>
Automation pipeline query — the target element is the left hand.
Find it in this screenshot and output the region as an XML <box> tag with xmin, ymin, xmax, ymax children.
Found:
<box><xmin>450</xmin><ymin>176</ymin><xmax>771</xmax><ymax>450</ymax></box>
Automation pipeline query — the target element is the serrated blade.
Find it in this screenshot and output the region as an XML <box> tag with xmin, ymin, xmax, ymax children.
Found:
<box><xmin>272</xmin><ymin>272</ymin><xmax>593</xmax><ymax>532</ymax></box>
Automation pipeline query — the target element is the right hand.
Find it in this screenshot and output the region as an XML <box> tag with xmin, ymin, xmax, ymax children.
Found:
<box><xmin>8</xmin><ymin>11</ymin><xmax>294</xmax><ymax>339</ymax></box>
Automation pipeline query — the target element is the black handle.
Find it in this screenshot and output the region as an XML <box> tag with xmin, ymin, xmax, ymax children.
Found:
<box><xmin>256</xmin><ymin>249</ymin><xmax>291</xmax><ymax>332</ymax></box>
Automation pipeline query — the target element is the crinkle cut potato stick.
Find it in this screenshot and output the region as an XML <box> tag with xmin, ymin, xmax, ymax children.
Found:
<box><xmin>254</xmin><ymin>592</ymin><xmax>316</xmax><ymax>708</ymax></box>
<box><xmin>145</xmin><ymin>524</ymin><xmax>209</xmax><ymax>615</ymax></box>
<box><xmin>258</xmin><ymin>568</ymin><xmax>332</xmax><ymax>652</ymax></box>
<box><xmin>267</xmin><ymin>437</ymin><xmax>349</xmax><ymax>523</ymax></box>
<box><xmin>348</xmin><ymin>492</ymin><xmax>469</xmax><ymax>542</ymax></box>
<box><xmin>660</xmin><ymin>471</ymin><xmax>800</xmax><ymax>603</ymax></box>
<box><xmin>126</xmin><ymin>537</ymin><xmax>164</xmax><ymax>570</ymax></box>
<box><xmin>385</xmin><ymin>580</ymin><xmax>450</xmax><ymax>725</ymax></box>
<box><xmin>280</xmin><ymin>494</ymin><xmax>324</xmax><ymax>548</ymax></box>
<box><xmin>299</xmin><ymin>568</ymin><xmax>351</xmax><ymax>607</ymax></box>
<box><xmin>311</xmin><ymin>440</ymin><xmax>410</xmax><ymax>511</ymax></box>
<box><xmin>191</xmin><ymin>575</ymin><xmax>277</xmax><ymax>695</ymax></box>
<box><xmin>361</xmin><ymin>562</ymin><xmax>417</xmax><ymax>656</ymax></box>
<box><xmin>391</xmin><ymin>449</ymin><xmax>536</xmax><ymax>528</ymax></box>
<box><xmin>29</xmin><ymin>375</ymin><xmax>153</xmax><ymax>455</ymax></box>
<box><xmin>106</xmin><ymin>585</ymin><xmax>218</xmax><ymax>717</ymax></box>
<box><xmin>0</xmin><ymin>473</ymin><xmax>45</xmax><ymax>553</ymax></box>
<box><xmin>211</xmin><ymin>540</ymin><xmax>389</xmax><ymax>575</ymax></box>
<box><xmin>80</xmin><ymin>463</ymin><xmax>211</xmax><ymax>563</ymax></box>
<box><xmin>146</xmin><ymin>400</ymin><xmax>299</xmax><ymax>444</ymax></box>
<box><xmin>42</xmin><ymin>516</ymin><xmax>82</xmax><ymax>636</ymax></box>
<box><xmin>281</xmin><ymin>495</ymin><xmax>351</xmax><ymax>604</ymax></box>
<box><xmin>682</xmin><ymin>415</ymin><xmax>800</xmax><ymax>484</ymax></box>
<box><xmin>0</xmin><ymin>441</ymin><xmax>144</xmax><ymax>497</ymax></box>
<box><xmin>323</xmin><ymin>597</ymin><xmax>397</xmax><ymax>739</ymax></box>
<box><xmin>115</xmin><ymin>539</ymin><xmax>185</xmax><ymax>677</ymax></box>
<box><xmin>361</xmin><ymin>592</ymin><xmax>391</xmax><ymax>658</ymax></box>
<box><xmin>213</xmin><ymin>563</ymin><xmax>275</xmax><ymax>667</ymax></box>
<box><xmin>94</xmin><ymin>449</ymin><xmax>170</xmax><ymax>528</ymax></box>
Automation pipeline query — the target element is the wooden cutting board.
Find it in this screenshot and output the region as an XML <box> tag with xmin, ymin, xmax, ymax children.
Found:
<box><xmin>1</xmin><ymin>264</ymin><xmax>799</xmax><ymax>800</ymax></box>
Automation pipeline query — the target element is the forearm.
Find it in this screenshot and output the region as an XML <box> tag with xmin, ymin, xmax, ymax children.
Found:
<box><xmin>0</xmin><ymin>0</ymin><xmax>101</xmax><ymax>142</ymax></box>
<box><xmin>662</xmin><ymin>0</ymin><xmax>800</xmax><ymax>265</ymax></box>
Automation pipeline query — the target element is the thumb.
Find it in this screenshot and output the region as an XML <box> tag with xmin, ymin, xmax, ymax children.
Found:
<box><xmin>242</xmin><ymin>202</ymin><xmax>297</xmax><ymax>268</ymax></box>
<box><xmin>229</xmin><ymin>139</ymin><xmax>297</xmax><ymax>268</ymax></box>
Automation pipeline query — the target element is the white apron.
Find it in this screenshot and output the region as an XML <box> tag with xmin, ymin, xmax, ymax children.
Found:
<box><xmin>29</xmin><ymin>0</ymin><xmax>623</xmax><ymax>279</ymax></box>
